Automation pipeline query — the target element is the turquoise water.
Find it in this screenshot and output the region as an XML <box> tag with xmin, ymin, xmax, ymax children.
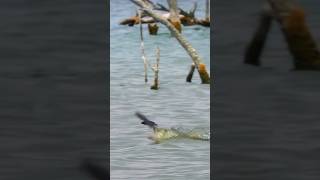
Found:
<box><xmin>110</xmin><ymin>1</ymin><xmax>210</xmax><ymax>179</ymax></box>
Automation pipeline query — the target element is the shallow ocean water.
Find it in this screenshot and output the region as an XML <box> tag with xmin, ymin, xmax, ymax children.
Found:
<box><xmin>110</xmin><ymin>0</ymin><xmax>210</xmax><ymax>179</ymax></box>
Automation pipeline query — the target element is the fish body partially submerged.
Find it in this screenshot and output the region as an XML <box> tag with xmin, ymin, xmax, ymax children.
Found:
<box><xmin>135</xmin><ymin>112</ymin><xmax>209</xmax><ymax>143</ymax></box>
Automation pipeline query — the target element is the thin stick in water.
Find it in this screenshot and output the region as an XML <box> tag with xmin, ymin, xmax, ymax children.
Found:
<box><xmin>151</xmin><ymin>47</ymin><xmax>160</xmax><ymax>90</ymax></box>
<box><xmin>186</xmin><ymin>63</ymin><xmax>196</xmax><ymax>82</ymax></box>
<box><xmin>139</xmin><ymin>9</ymin><xmax>148</xmax><ymax>82</ymax></box>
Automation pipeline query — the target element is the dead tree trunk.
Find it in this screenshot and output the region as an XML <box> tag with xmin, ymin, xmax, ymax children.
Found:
<box><xmin>131</xmin><ymin>0</ymin><xmax>210</xmax><ymax>84</ymax></box>
<box><xmin>167</xmin><ymin>0</ymin><xmax>182</xmax><ymax>33</ymax></box>
<box><xmin>267</xmin><ymin>0</ymin><xmax>320</xmax><ymax>70</ymax></box>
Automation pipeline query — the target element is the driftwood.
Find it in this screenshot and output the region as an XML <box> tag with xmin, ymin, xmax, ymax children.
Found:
<box><xmin>120</xmin><ymin>12</ymin><xmax>171</xmax><ymax>26</ymax></box>
<box><xmin>245</xmin><ymin>0</ymin><xmax>320</xmax><ymax>70</ymax></box>
<box><xmin>178</xmin><ymin>2</ymin><xmax>210</xmax><ymax>26</ymax></box>
<box><xmin>159</xmin><ymin>1</ymin><xmax>210</xmax><ymax>27</ymax></box>
<box><xmin>132</xmin><ymin>0</ymin><xmax>210</xmax><ymax>84</ymax></box>
<box><xmin>167</xmin><ymin>0</ymin><xmax>182</xmax><ymax>33</ymax></box>
<box><xmin>120</xmin><ymin>1</ymin><xmax>210</xmax><ymax>27</ymax></box>
<box><xmin>179</xmin><ymin>2</ymin><xmax>197</xmax><ymax>26</ymax></box>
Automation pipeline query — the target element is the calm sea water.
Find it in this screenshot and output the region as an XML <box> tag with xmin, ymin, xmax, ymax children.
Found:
<box><xmin>110</xmin><ymin>0</ymin><xmax>210</xmax><ymax>179</ymax></box>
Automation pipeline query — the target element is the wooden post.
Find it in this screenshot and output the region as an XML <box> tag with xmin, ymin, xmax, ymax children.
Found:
<box><xmin>131</xmin><ymin>0</ymin><xmax>211</xmax><ymax>84</ymax></box>
<box><xmin>267</xmin><ymin>0</ymin><xmax>320</xmax><ymax>70</ymax></box>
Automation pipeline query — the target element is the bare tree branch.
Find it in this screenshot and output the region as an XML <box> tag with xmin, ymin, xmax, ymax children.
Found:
<box><xmin>132</xmin><ymin>0</ymin><xmax>210</xmax><ymax>84</ymax></box>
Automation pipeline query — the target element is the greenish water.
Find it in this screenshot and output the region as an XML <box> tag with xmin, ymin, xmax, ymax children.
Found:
<box><xmin>110</xmin><ymin>1</ymin><xmax>210</xmax><ymax>179</ymax></box>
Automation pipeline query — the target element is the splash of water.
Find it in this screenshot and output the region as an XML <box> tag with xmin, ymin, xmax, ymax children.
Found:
<box><xmin>174</xmin><ymin>127</ymin><xmax>210</xmax><ymax>141</ymax></box>
<box><xmin>150</xmin><ymin>126</ymin><xmax>210</xmax><ymax>143</ymax></box>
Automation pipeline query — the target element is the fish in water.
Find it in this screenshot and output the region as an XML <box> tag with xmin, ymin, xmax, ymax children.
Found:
<box><xmin>135</xmin><ymin>112</ymin><xmax>209</xmax><ymax>143</ymax></box>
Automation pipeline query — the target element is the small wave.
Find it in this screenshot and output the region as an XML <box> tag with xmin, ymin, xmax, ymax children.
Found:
<box><xmin>151</xmin><ymin>127</ymin><xmax>210</xmax><ymax>142</ymax></box>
